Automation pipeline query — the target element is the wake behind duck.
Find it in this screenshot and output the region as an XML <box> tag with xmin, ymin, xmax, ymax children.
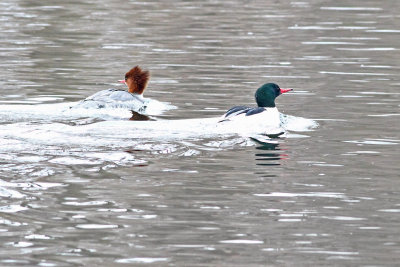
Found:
<box><xmin>70</xmin><ymin>66</ymin><xmax>313</xmax><ymax>138</ymax></box>
<box><xmin>0</xmin><ymin>65</ymin><xmax>317</xmax><ymax>140</ymax></box>
<box><xmin>72</xmin><ymin>82</ymin><xmax>316</xmax><ymax>140</ymax></box>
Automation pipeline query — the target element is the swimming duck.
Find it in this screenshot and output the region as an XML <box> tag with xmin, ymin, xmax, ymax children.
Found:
<box><xmin>219</xmin><ymin>83</ymin><xmax>292</xmax><ymax>135</ymax></box>
<box><xmin>74</xmin><ymin>66</ymin><xmax>151</xmax><ymax>111</ymax></box>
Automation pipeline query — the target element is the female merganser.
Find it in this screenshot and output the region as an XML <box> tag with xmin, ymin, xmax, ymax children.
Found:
<box><xmin>219</xmin><ymin>83</ymin><xmax>292</xmax><ymax>134</ymax></box>
<box><xmin>74</xmin><ymin>66</ymin><xmax>151</xmax><ymax>111</ymax></box>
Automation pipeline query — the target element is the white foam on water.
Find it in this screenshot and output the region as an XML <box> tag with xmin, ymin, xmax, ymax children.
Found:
<box><xmin>0</xmin><ymin>187</ymin><xmax>25</xmax><ymax>199</ymax></box>
<box><xmin>2</xmin><ymin>113</ymin><xmax>315</xmax><ymax>144</ymax></box>
<box><xmin>280</xmin><ymin>114</ymin><xmax>319</xmax><ymax>132</ymax></box>
<box><xmin>0</xmin><ymin>108</ymin><xmax>317</xmax><ymax>149</ymax></box>
<box><xmin>0</xmin><ymin>101</ymin><xmax>318</xmax><ymax>176</ymax></box>
<box><xmin>75</xmin><ymin>224</ymin><xmax>118</xmax><ymax>229</ymax></box>
<box><xmin>0</xmin><ymin>99</ymin><xmax>176</xmax><ymax>122</ymax></box>
<box><xmin>0</xmin><ymin>204</ymin><xmax>28</xmax><ymax>213</ymax></box>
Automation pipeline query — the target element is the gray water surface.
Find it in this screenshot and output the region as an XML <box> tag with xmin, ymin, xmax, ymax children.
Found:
<box><xmin>1</xmin><ymin>0</ymin><xmax>400</xmax><ymax>266</ymax></box>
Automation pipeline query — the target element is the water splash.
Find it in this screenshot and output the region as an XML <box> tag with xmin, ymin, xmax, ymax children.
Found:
<box><xmin>0</xmin><ymin>102</ymin><xmax>318</xmax><ymax>176</ymax></box>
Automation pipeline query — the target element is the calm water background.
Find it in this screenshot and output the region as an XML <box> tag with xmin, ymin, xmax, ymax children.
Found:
<box><xmin>1</xmin><ymin>0</ymin><xmax>400</xmax><ymax>266</ymax></box>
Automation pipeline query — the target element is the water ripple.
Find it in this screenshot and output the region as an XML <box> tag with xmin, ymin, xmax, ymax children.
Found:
<box><xmin>115</xmin><ymin>258</ymin><xmax>169</xmax><ymax>264</ymax></box>
<box><xmin>320</xmin><ymin>7</ymin><xmax>382</xmax><ymax>11</ymax></box>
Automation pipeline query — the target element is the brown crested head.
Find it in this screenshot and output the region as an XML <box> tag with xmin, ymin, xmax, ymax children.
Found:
<box><xmin>125</xmin><ymin>66</ymin><xmax>150</xmax><ymax>94</ymax></box>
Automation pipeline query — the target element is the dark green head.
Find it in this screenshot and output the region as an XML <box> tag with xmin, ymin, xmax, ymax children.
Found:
<box><xmin>255</xmin><ymin>83</ymin><xmax>293</xmax><ymax>107</ymax></box>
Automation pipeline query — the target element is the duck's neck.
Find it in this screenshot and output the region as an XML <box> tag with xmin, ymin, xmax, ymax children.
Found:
<box><xmin>256</xmin><ymin>100</ymin><xmax>275</xmax><ymax>108</ymax></box>
<box><xmin>128</xmin><ymin>87</ymin><xmax>135</xmax><ymax>94</ymax></box>
<box><xmin>128</xmin><ymin>87</ymin><xmax>143</xmax><ymax>96</ymax></box>
<box><xmin>255</xmin><ymin>92</ymin><xmax>276</xmax><ymax>107</ymax></box>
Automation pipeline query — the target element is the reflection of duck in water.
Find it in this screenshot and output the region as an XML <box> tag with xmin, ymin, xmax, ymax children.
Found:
<box><xmin>73</xmin><ymin>66</ymin><xmax>152</xmax><ymax>111</ymax></box>
<box><xmin>129</xmin><ymin>110</ymin><xmax>151</xmax><ymax>121</ymax></box>
<box><xmin>251</xmin><ymin>137</ymin><xmax>287</xmax><ymax>166</ymax></box>
<box><xmin>219</xmin><ymin>83</ymin><xmax>292</xmax><ymax>137</ymax></box>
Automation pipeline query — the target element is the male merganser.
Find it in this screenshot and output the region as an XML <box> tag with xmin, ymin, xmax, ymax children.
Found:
<box><xmin>219</xmin><ymin>83</ymin><xmax>292</xmax><ymax>135</ymax></box>
<box><xmin>74</xmin><ymin>66</ymin><xmax>151</xmax><ymax>111</ymax></box>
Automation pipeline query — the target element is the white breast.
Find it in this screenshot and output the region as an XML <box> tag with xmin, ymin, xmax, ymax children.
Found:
<box><xmin>217</xmin><ymin>107</ymin><xmax>283</xmax><ymax>135</ymax></box>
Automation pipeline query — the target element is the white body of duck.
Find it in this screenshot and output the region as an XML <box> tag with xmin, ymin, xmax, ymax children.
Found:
<box><xmin>218</xmin><ymin>83</ymin><xmax>293</xmax><ymax>137</ymax></box>
<box><xmin>75</xmin><ymin>89</ymin><xmax>149</xmax><ymax>111</ymax></box>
